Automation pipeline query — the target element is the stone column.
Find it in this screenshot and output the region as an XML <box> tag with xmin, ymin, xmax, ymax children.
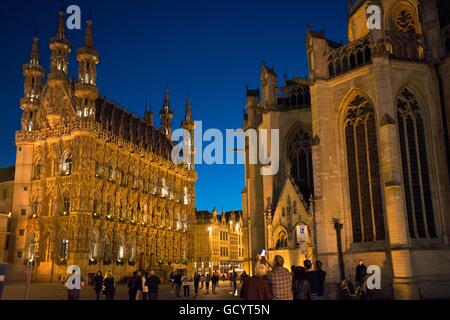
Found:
<box><xmin>373</xmin><ymin>52</ymin><xmax>420</xmax><ymax>299</ymax></box>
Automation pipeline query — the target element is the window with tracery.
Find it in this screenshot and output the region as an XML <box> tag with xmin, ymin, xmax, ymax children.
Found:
<box><xmin>288</xmin><ymin>128</ymin><xmax>313</xmax><ymax>203</ymax></box>
<box><xmin>61</xmin><ymin>153</ymin><xmax>72</xmax><ymax>176</ymax></box>
<box><xmin>397</xmin><ymin>88</ymin><xmax>437</xmax><ymax>239</ymax></box>
<box><xmin>345</xmin><ymin>95</ymin><xmax>386</xmax><ymax>243</ymax></box>
<box><xmin>275</xmin><ymin>230</ymin><xmax>288</xmax><ymax>249</ymax></box>
<box><xmin>395</xmin><ymin>10</ymin><xmax>416</xmax><ymax>33</ymax></box>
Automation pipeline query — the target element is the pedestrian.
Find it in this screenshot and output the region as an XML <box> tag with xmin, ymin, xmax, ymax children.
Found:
<box><xmin>211</xmin><ymin>272</ymin><xmax>219</xmax><ymax>294</ymax></box>
<box><xmin>127</xmin><ymin>271</ymin><xmax>141</xmax><ymax>300</ymax></box>
<box><xmin>205</xmin><ymin>273</ymin><xmax>211</xmax><ymax>294</ymax></box>
<box><xmin>200</xmin><ymin>273</ymin><xmax>205</xmax><ymax>289</ymax></box>
<box><xmin>141</xmin><ymin>272</ymin><xmax>149</xmax><ymax>300</ymax></box>
<box><xmin>293</xmin><ymin>266</ymin><xmax>312</xmax><ymax>300</ymax></box>
<box><xmin>65</xmin><ymin>268</ymin><xmax>84</xmax><ymax>300</ymax></box>
<box><xmin>355</xmin><ymin>259</ymin><xmax>367</xmax><ymax>288</ymax></box>
<box><xmin>240</xmin><ymin>263</ymin><xmax>272</xmax><ymax>300</ymax></box>
<box><xmin>92</xmin><ymin>271</ymin><xmax>103</xmax><ymax>300</ymax></box>
<box><xmin>315</xmin><ymin>260</ymin><xmax>326</xmax><ymax>297</ymax></box>
<box><xmin>182</xmin><ymin>273</ymin><xmax>190</xmax><ymax>297</ymax></box>
<box><xmin>146</xmin><ymin>270</ymin><xmax>161</xmax><ymax>300</ymax></box>
<box><xmin>170</xmin><ymin>272</ymin><xmax>175</xmax><ymax>294</ymax></box>
<box><xmin>103</xmin><ymin>271</ymin><xmax>116</xmax><ymax>300</ymax></box>
<box><xmin>304</xmin><ymin>260</ymin><xmax>318</xmax><ymax>295</ymax></box>
<box><xmin>232</xmin><ymin>271</ymin><xmax>238</xmax><ymax>296</ymax></box>
<box><xmin>174</xmin><ymin>271</ymin><xmax>182</xmax><ymax>297</ymax></box>
<box><xmin>222</xmin><ymin>273</ymin><xmax>226</xmax><ymax>283</ymax></box>
<box><xmin>265</xmin><ymin>255</ymin><xmax>293</xmax><ymax>300</ymax></box>
<box><xmin>194</xmin><ymin>273</ymin><xmax>200</xmax><ymax>296</ymax></box>
<box><xmin>240</xmin><ymin>271</ymin><xmax>249</xmax><ymax>284</ymax></box>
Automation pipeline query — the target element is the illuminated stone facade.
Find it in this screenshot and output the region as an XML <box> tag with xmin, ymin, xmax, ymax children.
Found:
<box><xmin>10</xmin><ymin>11</ymin><xmax>197</xmax><ymax>281</ymax></box>
<box><xmin>194</xmin><ymin>209</ymin><xmax>247</xmax><ymax>275</ymax></box>
<box><xmin>243</xmin><ymin>0</ymin><xmax>450</xmax><ymax>299</ymax></box>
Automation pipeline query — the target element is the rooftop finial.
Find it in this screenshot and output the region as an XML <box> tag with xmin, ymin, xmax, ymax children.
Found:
<box><xmin>184</xmin><ymin>95</ymin><xmax>192</xmax><ymax>122</ymax></box>
<box><xmin>55</xmin><ymin>10</ymin><xmax>66</xmax><ymax>40</ymax></box>
<box><xmin>83</xmin><ymin>19</ymin><xmax>95</xmax><ymax>48</ymax></box>
<box><xmin>29</xmin><ymin>37</ymin><xmax>40</xmax><ymax>67</ymax></box>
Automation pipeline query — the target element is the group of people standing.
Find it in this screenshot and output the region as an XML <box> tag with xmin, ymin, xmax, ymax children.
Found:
<box><xmin>126</xmin><ymin>270</ymin><xmax>162</xmax><ymax>300</ymax></box>
<box><xmin>240</xmin><ymin>255</ymin><xmax>326</xmax><ymax>301</ymax></box>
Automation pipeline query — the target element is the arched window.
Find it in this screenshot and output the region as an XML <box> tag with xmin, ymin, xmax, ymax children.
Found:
<box><xmin>93</xmin><ymin>199</ymin><xmax>98</xmax><ymax>215</ymax></box>
<box><xmin>61</xmin><ymin>153</ymin><xmax>72</xmax><ymax>176</ymax></box>
<box><xmin>63</xmin><ymin>196</ymin><xmax>70</xmax><ymax>215</ymax></box>
<box><xmin>395</xmin><ymin>10</ymin><xmax>416</xmax><ymax>33</ymax></box>
<box><xmin>27</xmin><ymin>239</ymin><xmax>35</xmax><ymax>262</ymax></box>
<box><xmin>288</xmin><ymin>128</ymin><xmax>314</xmax><ymax>203</ymax></box>
<box><xmin>103</xmin><ymin>237</ymin><xmax>111</xmax><ymax>262</ymax></box>
<box><xmin>60</xmin><ymin>238</ymin><xmax>69</xmax><ymax>260</ymax></box>
<box><xmin>275</xmin><ymin>230</ymin><xmax>288</xmax><ymax>249</ymax></box>
<box><xmin>345</xmin><ymin>95</ymin><xmax>386</xmax><ymax>243</ymax></box>
<box><xmin>397</xmin><ymin>88</ymin><xmax>437</xmax><ymax>239</ymax></box>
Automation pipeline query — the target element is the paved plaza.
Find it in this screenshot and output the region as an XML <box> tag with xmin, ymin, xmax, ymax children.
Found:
<box><xmin>2</xmin><ymin>280</ymin><xmax>242</xmax><ymax>301</ymax></box>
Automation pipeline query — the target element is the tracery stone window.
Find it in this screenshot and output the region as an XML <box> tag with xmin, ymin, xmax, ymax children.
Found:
<box><xmin>397</xmin><ymin>88</ymin><xmax>437</xmax><ymax>239</ymax></box>
<box><xmin>288</xmin><ymin>128</ymin><xmax>313</xmax><ymax>203</ymax></box>
<box><xmin>345</xmin><ymin>95</ymin><xmax>386</xmax><ymax>243</ymax></box>
<box><xmin>275</xmin><ymin>230</ymin><xmax>288</xmax><ymax>250</ymax></box>
<box><xmin>63</xmin><ymin>196</ymin><xmax>70</xmax><ymax>215</ymax></box>
<box><xmin>61</xmin><ymin>153</ymin><xmax>72</xmax><ymax>176</ymax></box>
<box><xmin>395</xmin><ymin>10</ymin><xmax>416</xmax><ymax>33</ymax></box>
<box><xmin>60</xmin><ymin>238</ymin><xmax>69</xmax><ymax>261</ymax></box>
<box><xmin>103</xmin><ymin>237</ymin><xmax>111</xmax><ymax>262</ymax></box>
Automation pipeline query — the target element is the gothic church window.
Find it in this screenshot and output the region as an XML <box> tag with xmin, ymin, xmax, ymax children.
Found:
<box><xmin>61</xmin><ymin>153</ymin><xmax>72</xmax><ymax>176</ymax></box>
<box><xmin>60</xmin><ymin>238</ymin><xmax>69</xmax><ymax>261</ymax></box>
<box><xmin>63</xmin><ymin>196</ymin><xmax>70</xmax><ymax>215</ymax></box>
<box><xmin>275</xmin><ymin>230</ymin><xmax>288</xmax><ymax>249</ymax></box>
<box><xmin>397</xmin><ymin>88</ymin><xmax>437</xmax><ymax>239</ymax></box>
<box><xmin>288</xmin><ymin>128</ymin><xmax>314</xmax><ymax>203</ymax></box>
<box><xmin>395</xmin><ymin>10</ymin><xmax>416</xmax><ymax>33</ymax></box>
<box><xmin>345</xmin><ymin>95</ymin><xmax>386</xmax><ymax>243</ymax></box>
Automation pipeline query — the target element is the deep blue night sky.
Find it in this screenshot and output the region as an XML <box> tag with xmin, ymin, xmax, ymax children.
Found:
<box><xmin>0</xmin><ymin>0</ymin><xmax>347</xmax><ymax>211</ymax></box>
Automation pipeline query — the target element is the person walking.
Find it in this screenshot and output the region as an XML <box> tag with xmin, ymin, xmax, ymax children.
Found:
<box><xmin>240</xmin><ymin>263</ymin><xmax>272</xmax><ymax>300</ymax></box>
<box><xmin>65</xmin><ymin>269</ymin><xmax>85</xmax><ymax>300</ymax></box>
<box><xmin>92</xmin><ymin>271</ymin><xmax>103</xmax><ymax>300</ymax></box>
<box><xmin>200</xmin><ymin>273</ymin><xmax>205</xmax><ymax>289</ymax></box>
<box><xmin>222</xmin><ymin>273</ymin><xmax>226</xmax><ymax>283</ymax></box>
<box><xmin>265</xmin><ymin>255</ymin><xmax>293</xmax><ymax>300</ymax></box>
<box><xmin>141</xmin><ymin>272</ymin><xmax>149</xmax><ymax>300</ymax></box>
<box><xmin>315</xmin><ymin>260</ymin><xmax>326</xmax><ymax>297</ymax></box>
<box><xmin>174</xmin><ymin>271</ymin><xmax>182</xmax><ymax>297</ymax></box>
<box><xmin>194</xmin><ymin>273</ymin><xmax>200</xmax><ymax>296</ymax></box>
<box><xmin>205</xmin><ymin>273</ymin><xmax>211</xmax><ymax>294</ymax></box>
<box><xmin>293</xmin><ymin>266</ymin><xmax>312</xmax><ymax>300</ymax></box>
<box><xmin>104</xmin><ymin>271</ymin><xmax>116</xmax><ymax>300</ymax></box>
<box><xmin>127</xmin><ymin>271</ymin><xmax>141</xmax><ymax>300</ymax></box>
<box><xmin>182</xmin><ymin>273</ymin><xmax>190</xmax><ymax>298</ymax></box>
<box><xmin>232</xmin><ymin>271</ymin><xmax>238</xmax><ymax>296</ymax></box>
<box><xmin>211</xmin><ymin>272</ymin><xmax>219</xmax><ymax>294</ymax></box>
<box><xmin>147</xmin><ymin>270</ymin><xmax>161</xmax><ymax>300</ymax></box>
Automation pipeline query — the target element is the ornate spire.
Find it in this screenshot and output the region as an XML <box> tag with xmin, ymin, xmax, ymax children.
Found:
<box><xmin>160</xmin><ymin>83</ymin><xmax>174</xmax><ymax>137</ymax></box>
<box><xmin>56</xmin><ymin>11</ymin><xmax>66</xmax><ymax>40</ymax></box>
<box><xmin>83</xmin><ymin>20</ymin><xmax>95</xmax><ymax>49</ymax></box>
<box><xmin>184</xmin><ymin>95</ymin><xmax>192</xmax><ymax>122</ymax></box>
<box><xmin>163</xmin><ymin>81</ymin><xmax>171</xmax><ymax>112</ymax></box>
<box><xmin>29</xmin><ymin>37</ymin><xmax>40</xmax><ymax>67</ymax></box>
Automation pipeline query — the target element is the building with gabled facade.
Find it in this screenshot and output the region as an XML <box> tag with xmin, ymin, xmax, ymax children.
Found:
<box><xmin>243</xmin><ymin>0</ymin><xmax>450</xmax><ymax>299</ymax></box>
<box><xmin>194</xmin><ymin>209</ymin><xmax>247</xmax><ymax>275</ymax></box>
<box><xmin>10</xmin><ymin>10</ymin><xmax>197</xmax><ymax>282</ymax></box>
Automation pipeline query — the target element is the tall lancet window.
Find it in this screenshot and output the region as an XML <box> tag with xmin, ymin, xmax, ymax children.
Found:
<box><xmin>397</xmin><ymin>88</ymin><xmax>437</xmax><ymax>239</ymax></box>
<box><xmin>288</xmin><ymin>128</ymin><xmax>313</xmax><ymax>203</ymax></box>
<box><xmin>345</xmin><ymin>95</ymin><xmax>385</xmax><ymax>243</ymax></box>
